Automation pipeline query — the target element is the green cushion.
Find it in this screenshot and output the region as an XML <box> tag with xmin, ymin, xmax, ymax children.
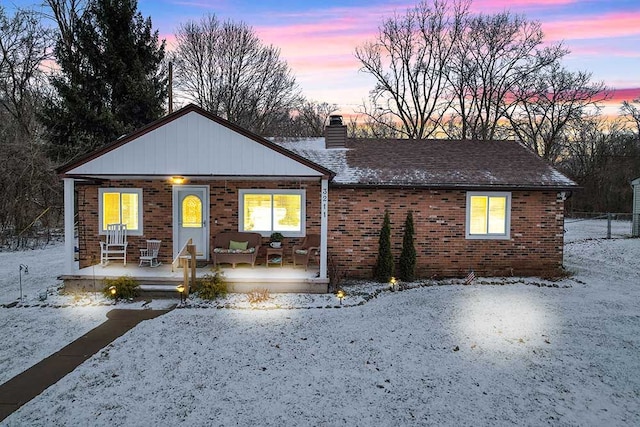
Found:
<box><xmin>229</xmin><ymin>240</ymin><xmax>249</xmax><ymax>250</ymax></box>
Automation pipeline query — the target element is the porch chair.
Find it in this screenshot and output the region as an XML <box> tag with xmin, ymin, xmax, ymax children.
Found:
<box><xmin>292</xmin><ymin>234</ymin><xmax>320</xmax><ymax>270</ymax></box>
<box><xmin>139</xmin><ymin>239</ymin><xmax>162</xmax><ymax>267</ymax></box>
<box><xmin>100</xmin><ymin>223</ymin><xmax>128</xmax><ymax>266</ymax></box>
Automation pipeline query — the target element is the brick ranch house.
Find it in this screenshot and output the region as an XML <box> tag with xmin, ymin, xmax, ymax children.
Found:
<box><xmin>58</xmin><ymin>104</ymin><xmax>577</xmax><ymax>292</ymax></box>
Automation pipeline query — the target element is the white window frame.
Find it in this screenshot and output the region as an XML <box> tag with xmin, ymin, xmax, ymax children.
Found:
<box><xmin>239</xmin><ymin>189</ymin><xmax>306</xmax><ymax>237</ymax></box>
<box><xmin>98</xmin><ymin>188</ymin><xmax>143</xmax><ymax>236</ymax></box>
<box><xmin>465</xmin><ymin>191</ymin><xmax>511</xmax><ymax>240</ymax></box>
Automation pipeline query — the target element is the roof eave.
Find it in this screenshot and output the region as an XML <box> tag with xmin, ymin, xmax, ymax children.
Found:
<box><xmin>61</xmin><ymin>173</ymin><xmax>333</xmax><ymax>181</ymax></box>
<box><xmin>329</xmin><ymin>182</ymin><xmax>579</xmax><ymax>191</ymax></box>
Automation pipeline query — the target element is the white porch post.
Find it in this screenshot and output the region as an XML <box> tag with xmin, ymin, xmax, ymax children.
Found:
<box><xmin>63</xmin><ymin>178</ymin><xmax>76</xmax><ymax>274</ymax></box>
<box><xmin>319</xmin><ymin>178</ymin><xmax>329</xmax><ymax>280</ymax></box>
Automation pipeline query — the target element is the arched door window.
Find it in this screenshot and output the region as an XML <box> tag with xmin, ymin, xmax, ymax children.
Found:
<box><xmin>182</xmin><ymin>195</ymin><xmax>202</xmax><ymax>228</ymax></box>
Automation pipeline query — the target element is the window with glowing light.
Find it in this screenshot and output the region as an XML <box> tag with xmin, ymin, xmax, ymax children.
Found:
<box><xmin>99</xmin><ymin>188</ymin><xmax>143</xmax><ymax>235</ymax></box>
<box><xmin>181</xmin><ymin>195</ymin><xmax>202</xmax><ymax>228</ymax></box>
<box><xmin>466</xmin><ymin>192</ymin><xmax>510</xmax><ymax>239</ymax></box>
<box><xmin>239</xmin><ymin>189</ymin><xmax>305</xmax><ymax>237</ymax></box>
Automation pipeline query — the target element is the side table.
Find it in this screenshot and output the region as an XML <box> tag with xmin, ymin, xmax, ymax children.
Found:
<box><xmin>266</xmin><ymin>247</ymin><xmax>283</xmax><ymax>267</ymax></box>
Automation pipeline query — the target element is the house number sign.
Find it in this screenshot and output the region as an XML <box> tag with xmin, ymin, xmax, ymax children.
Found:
<box><xmin>321</xmin><ymin>185</ymin><xmax>328</xmax><ymax>218</ymax></box>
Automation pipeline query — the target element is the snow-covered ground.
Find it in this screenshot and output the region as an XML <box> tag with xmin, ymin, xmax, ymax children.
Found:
<box><xmin>563</xmin><ymin>217</ymin><xmax>633</xmax><ymax>242</ymax></box>
<box><xmin>1</xmin><ymin>220</ymin><xmax>639</xmax><ymax>426</ymax></box>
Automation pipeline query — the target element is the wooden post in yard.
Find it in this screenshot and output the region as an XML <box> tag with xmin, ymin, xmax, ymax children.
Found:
<box><xmin>182</xmin><ymin>256</ymin><xmax>189</xmax><ymax>295</ymax></box>
<box><xmin>187</xmin><ymin>244</ymin><xmax>196</xmax><ymax>291</ymax></box>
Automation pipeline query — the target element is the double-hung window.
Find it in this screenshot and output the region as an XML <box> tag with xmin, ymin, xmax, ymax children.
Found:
<box><xmin>466</xmin><ymin>192</ymin><xmax>510</xmax><ymax>239</ymax></box>
<box><xmin>239</xmin><ymin>189</ymin><xmax>305</xmax><ymax>237</ymax></box>
<box><xmin>99</xmin><ymin>188</ymin><xmax>143</xmax><ymax>235</ymax></box>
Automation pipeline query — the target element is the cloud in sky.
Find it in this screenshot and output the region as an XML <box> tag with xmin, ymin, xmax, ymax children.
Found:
<box><xmin>240</xmin><ymin>1</ymin><xmax>639</xmax><ymax>111</ymax></box>
<box><xmin>542</xmin><ymin>12</ymin><xmax>640</xmax><ymax>43</ymax></box>
<box><xmin>13</xmin><ymin>0</ymin><xmax>638</xmax><ymax>113</ymax></box>
<box><xmin>471</xmin><ymin>0</ymin><xmax>577</xmax><ymax>11</ymax></box>
<box><xmin>609</xmin><ymin>88</ymin><xmax>640</xmax><ymax>104</ymax></box>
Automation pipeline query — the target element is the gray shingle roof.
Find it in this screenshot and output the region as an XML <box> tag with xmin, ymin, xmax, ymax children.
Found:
<box><xmin>278</xmin><ymin>138</ymin><xmax>577</xmax><ymax>189</ymax></box>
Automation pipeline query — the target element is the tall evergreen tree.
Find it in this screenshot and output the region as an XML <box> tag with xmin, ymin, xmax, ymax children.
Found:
<box><xmin>399</xmin><ymin>211</ymin><xmax>416</xmax><ymax>282</ymax></box>
<box><xmin>43</xmin><ymin>0</ymin><xmax>167</xmax><ymax>163</ymax></box>
<box><xmin>374</xmin><ymin>210</ymin><xmax>394</xmax><ymax>282</ymax></box>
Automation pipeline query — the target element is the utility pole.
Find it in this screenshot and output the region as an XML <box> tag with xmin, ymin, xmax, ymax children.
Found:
<box><xmin>168</xmin><ymin>61</ymin><xmax>173</xmax><ymax>113</ymax></box>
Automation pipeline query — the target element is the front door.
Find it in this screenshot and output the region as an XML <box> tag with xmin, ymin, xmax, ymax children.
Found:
<box><xmin>173</xmin><ymin>185</ymin><xmax>209</xmax><ymax>261</ymax></box>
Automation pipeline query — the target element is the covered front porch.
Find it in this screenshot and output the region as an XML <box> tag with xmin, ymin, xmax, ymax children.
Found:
<box><xmin>58</xmin><ymin>105</ymin><xmax>335</xmax><ymax>294</ymax></box>
<box><xmin>60</xmin><ymin>262</ymin><xmax>328</xmax><ymax>294</ymax></box>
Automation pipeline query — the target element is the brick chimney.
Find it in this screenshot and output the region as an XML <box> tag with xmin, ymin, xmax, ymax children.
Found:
<box><xmin>325</xmin><ymin>115</ymin><xmax>347</xmax><ymax>149</ymax></box>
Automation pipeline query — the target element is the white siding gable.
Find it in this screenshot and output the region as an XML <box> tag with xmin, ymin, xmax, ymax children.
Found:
<box><xmin>66</xmin><ymin>111</ymin><xmax>323</xmax><ymax>177</ymax></box>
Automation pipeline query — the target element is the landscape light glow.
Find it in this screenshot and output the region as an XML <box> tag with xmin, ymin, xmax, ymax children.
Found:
<box><xmin>456</xmin><ymin>291</ymin><xmax>553</xmax><ymax>356</ymax></box>
<box><xmin>176</xmin><ymin>284</ymin><xmax>186</xmax><ymax>304</ymax></box>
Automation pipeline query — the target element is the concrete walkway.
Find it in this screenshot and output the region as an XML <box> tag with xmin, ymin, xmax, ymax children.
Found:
<box><xmin>0</xmin><ymin>308</ymin><xmax>173</xmax><ymax>422</ymax></box>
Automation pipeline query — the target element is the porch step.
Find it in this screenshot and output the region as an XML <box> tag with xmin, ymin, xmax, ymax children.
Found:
<box><xmin>137</xmin><ymin>279</ymin><xmax>329</xmax><ymax>297</ymax></box>
<box><xmin>139</xmin><ymin>284</ymin><xmax>180</xmax><ymax>291</ymax></box>
<box><xmin>138</xmin><ymin>284</ymin><xmax>183</xmax><ymax>298</ymax></box>
<box><xmin>61</xmin><ymin>265</ymin><xmax>328</xmax><ymax>295</ymax></box>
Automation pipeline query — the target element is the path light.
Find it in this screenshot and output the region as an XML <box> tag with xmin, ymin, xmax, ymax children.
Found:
<box><xmin>336</xmin><ymin>289</ymin><xmax>345</xmax><ymax>305</ymax></box>
<box><xmin>390</xmin><ymin>277</ymin><xmax>398</xmax><ymax>292</ymax></box>
<box><xmin>18</xmin><ymin>264</ymin><xmax>28</xmax><ymax>302</ymax></box>
<box><xmin>176</xmin><ymin>284</ymin><xmax>186</xmax><ymax>304</ymax></box>
<box><xmin>109</xmin><ymin>285</ymin><xmax>117</xmax><ymax>300</ymax></box>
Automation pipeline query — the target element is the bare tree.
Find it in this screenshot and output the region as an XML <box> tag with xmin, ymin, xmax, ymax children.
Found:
<box><xmin>172</xmin><ymin>14</ymin><xmax>300</xmax><ymax>135</ymax></box>
<box><xmin>0</xmin><ymin>6</ymin><xmax>60</xmax><ymax>246</ymax></box>
<box><xmin>561</xmin><ymin>115</ymin><xmax>640</xmax><ymax>213</ymax></box>
<box><xmin>508</xmin><ymin>62</ymin><xmax>609</xmax><ymax>163</ymax></box>
<box><xmin>355</xmin><ymin>0</ymin><xmax>469</xmax><ymax>139</ymax></box>
<box><xmin>347</xmin><ymin>101</ymin><xmax>404</xmax><ymax>139</ymax></box>
<box><xmin>43</xmin><ymin>0</ymin><xmax>86</xmax><ymax>57</ymax></box>
<box><xmin>0</xmin><ymin>5</ymin><xmax>52</xmax><ymax>134</ymax></box>
<box><xmin>449</xmin><ymin>11</ymin><xmax>566</xmax><ymax>140</ymax></box>
<box><xmin>560</xmin><ymin>113</ymin><xmax>613</xmax><ymax>181</ymax></box>
<box><xmin>620</xmin><ymin>98</ymin><xmax>640</xmax><ymax>139</ymax></box>
<box><xmin>294</xmin><ymin>100</ymin><xmax>337</xmax><ymax>137</ymax></box>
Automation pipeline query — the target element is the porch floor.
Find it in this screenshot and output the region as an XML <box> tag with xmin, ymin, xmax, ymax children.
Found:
<box><xmin>60</xmin><ymin>263</ymin><xmax>328</xmax><ymax>294</ymax></box>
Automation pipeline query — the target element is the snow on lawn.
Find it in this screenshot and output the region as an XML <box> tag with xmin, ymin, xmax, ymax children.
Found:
<box><xmin>0</xmin><ymin>244</ymin><xmax>112</xmax><ymax>385</ymax></box>
<box><xmin>1</xmin><ymin>222</ymin><xmax>640</xmax><ymax>426</ymax></box>
<box><xmin>563</xmin><ymin>217</ymin><xmax>633</xmax><ymax>242</ymax></box>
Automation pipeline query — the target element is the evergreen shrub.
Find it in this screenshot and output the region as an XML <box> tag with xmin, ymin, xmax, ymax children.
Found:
<box><xmin>374</xmin><ymin>210</ymin><xmax>394</xmax><ymax>282</ymax></box>
<box><xmin>196</xmin><ymin>271</ymin><xmax>228</xmax><ymax>300</ymax></box>
<box><xmin>399</xmin><ymin>211</ymin><xmax>416</xmax><ymax>282</ymax></box>
<box><xmin>103</xmin><ymin>276</ymin><xmax>139</xmax><ymax>300</ymax></box>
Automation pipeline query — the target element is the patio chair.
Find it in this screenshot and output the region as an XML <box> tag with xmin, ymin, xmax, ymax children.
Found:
<box><xmin>100</xmin><ymin>223</ymin><xmax>128</xmax><ymax>266</ymax></box>
<box><xmin>292</xmin><ymin>234</ymin><xmax>320</xmax><ymax>270</ymax></box>
<box><xmin>139</xmin><ymin>239</ymin><xmax>162</xmax><ymax>267</ymax></box>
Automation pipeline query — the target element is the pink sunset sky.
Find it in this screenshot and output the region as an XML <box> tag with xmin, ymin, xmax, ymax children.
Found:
<box><xmin>15</xmin><ymin>0</ymin><xmax>640</xmax><ymax>116</ymax></box>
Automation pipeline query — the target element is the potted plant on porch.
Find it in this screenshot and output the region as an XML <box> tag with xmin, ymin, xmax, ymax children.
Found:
<box><xmin>269</xmin><ymin>232</ymin><xmax>284</xmax><ymax>248</ymax></box>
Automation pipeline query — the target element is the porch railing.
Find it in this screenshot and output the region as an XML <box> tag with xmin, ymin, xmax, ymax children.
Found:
<box><xmin>171</xmin><ymin>238</ymin><xmax>197</xmax><ymax>295</ymax></box>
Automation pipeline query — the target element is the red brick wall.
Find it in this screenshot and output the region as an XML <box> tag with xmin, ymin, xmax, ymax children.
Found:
<box><xmin>326</xmin><ymin>188</ymin><xmax>565</xmax><ymax>278</ymax></box>
<box><xmin>77</xmin><ymin>179</ymin><xmax>321</xmax><ymax>268</ymax></box>
<box><xmin>78</xmin><ymin>180</ymin><xmax>564</xmax><ymax>278</ymax></box>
